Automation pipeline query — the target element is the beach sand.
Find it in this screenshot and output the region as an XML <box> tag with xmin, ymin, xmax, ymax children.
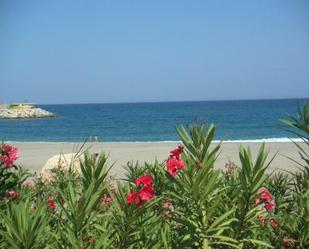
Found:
<box><xmin>11</xmin><ymin>141</ymin><xmax>304</xmax><ymax>178</ymax></box>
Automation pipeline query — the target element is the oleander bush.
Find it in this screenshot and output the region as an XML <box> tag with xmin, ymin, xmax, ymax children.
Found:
<box><xmin>0</xmin><ymin>102</ymin><xmax>308</xmax><ymax>249</ymax></box>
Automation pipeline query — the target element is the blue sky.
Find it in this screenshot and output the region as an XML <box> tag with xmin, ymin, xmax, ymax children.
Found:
<box><xmin>1</xmin><ymin>0</ymin><xmax>309</xmax><ymax>104</ymax></box>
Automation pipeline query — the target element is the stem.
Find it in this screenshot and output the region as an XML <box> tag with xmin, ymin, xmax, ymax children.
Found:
<box><xmin>234</xmin><ymin>193</ymin><xmax>251</xmax><ymax>240</ymax></box>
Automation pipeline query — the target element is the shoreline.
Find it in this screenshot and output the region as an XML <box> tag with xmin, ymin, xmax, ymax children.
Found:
<box><xmin>11</xmin><ymin>141</ymin><xmax>304</xmax><ymax>178</ymax></box>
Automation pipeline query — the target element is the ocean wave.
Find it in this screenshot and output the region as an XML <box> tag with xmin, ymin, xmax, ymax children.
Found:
<box><xmin>215</xmin><ymin>138</ymin><xmax>303</xmax><ymax>143</ymax></box>
<box><xmin>122</xmin><ymin>138</ymin><xmax>303</xmax><ymax>143</ymax></box>
<box><xmin>5</xmin><ymin>137</ymin><xmax>303</xmax><ymax>143</ymax></box>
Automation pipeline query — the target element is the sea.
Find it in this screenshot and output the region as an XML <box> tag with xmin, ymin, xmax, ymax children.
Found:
<box><xmin>0</xmin><ymin>98</ymin><xmax>307</xmax><ymax>142</ymax></box>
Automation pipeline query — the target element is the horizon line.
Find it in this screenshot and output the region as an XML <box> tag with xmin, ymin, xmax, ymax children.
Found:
<box><xmin>39</xmin><ymin>96</ymin><xmax>309</xmax><ymax>105</ymax></box>
<box><xmin>1</xmin><ymin>96</ymin><xmax>308</xmax><ymax>106</ymax></box>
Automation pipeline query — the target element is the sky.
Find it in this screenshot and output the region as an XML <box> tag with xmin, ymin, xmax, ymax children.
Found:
<box><xmin>0</xmin><ymin>0</ymin><xmax>309</xmax><ymax>104</ymax></box>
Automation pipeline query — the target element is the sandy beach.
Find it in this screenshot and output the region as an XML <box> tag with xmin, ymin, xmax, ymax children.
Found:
<box><xmin>11</xmin><ymin>141</ymin><xmax>303</xmax><ymax>178</ymax></box>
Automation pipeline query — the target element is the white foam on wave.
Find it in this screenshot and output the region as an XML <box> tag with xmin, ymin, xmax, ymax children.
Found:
<box><xmin>123</xmin><ymin>138</ymin><xmax>303</xmax><ymax>143</ymax></box>
<box><xmin>112</xmin><ymin>138</ymin><xmax>303</xmax><ymax>143</ymax></box>
<box><xmin>5</xmin><ymin>137</ymin><xmax>303</xmax><ymax>143</ymax></box>
<box><xmin>214</xmin><ymin>137</ymin><xmax>303</xmax><ymax>143</ymax></box>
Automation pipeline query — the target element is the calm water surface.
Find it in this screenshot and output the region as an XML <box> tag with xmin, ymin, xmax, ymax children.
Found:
<box><xmin>0</xmin><ymin>99</ymin><xmax>307</xmax><ymax>142</ymax></box>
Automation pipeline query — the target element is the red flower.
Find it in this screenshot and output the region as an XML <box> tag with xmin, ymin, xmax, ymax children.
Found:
<box><xmin>7</xmin><ymin>191</ymin><xmax>20</xmax><ymax>200</ymax></box>
<box><xmin>138</xmin><ymin>185</ymin><xmax>154</xmax><ymax>201</ymax></box>
<box><xmin>47</xmin><ymin>198</ymin><xmax>57</xmax><ymax>209</ymax></box>
<box><xmin>135</xmin><ymin>174</ymin><xmax>153</xmax><ymax>187</ymax></box>
<box><xmin>127</xmin><ymin>174</ymin><xmax>155</xmax><ymax>205</ymax></box>
<box><xmin>166</xmin><ymin>157</ymin><xmax>185</xmax><ymax>176</ymax></box>
<box><xmin>127</xmin><ymin>191</ymin><xmax>141</xmax><ymax>205</ymax></box>
<box><xmin>0</xmin><ymin>144</ymin><xmax>19</xmax><ymax>168</ymax></box>
<box><xmin>169</xmin><ymin>146</ymin><xmax>184</xmax><ymax>159</ymax></box>
<box><xmin>166</xmin><ymin>146</ymin><xmax>186</xmax><ymax>176</ymax></box>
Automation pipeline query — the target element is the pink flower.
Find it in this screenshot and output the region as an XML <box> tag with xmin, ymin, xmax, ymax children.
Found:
<box><xmin>269</xmin><ymin>218</ymin><xmax>278</xmax><ymax>229</ymax></box>
<box><xmin>162</xmin><ymin>200</ymin><xmax>174</xmax><ymax>216</ymax></box>
<box><xmin>100</xmin><ymin>194</ymin><xmax>112</xmax><ymax>207</ymax></box>
<box><xmin>164</xmin><ymin>200</ymin><xmax>173</xmax><ymax>208</ymax></box>
<box><xmin>260</xmin><ymin>192</ymin><xmax>273</xmax><ymax>203</ymax></box>
<box><xmin>257</xmin><ymin>213</ymin><xmax>266</xmax><ymax>226</ymax></box>
<box><xmin>24</xmin><ymin>181</ymin><xmax>35</xmax><ymax>190</ymax></box>
<box><xmin>258</xmin><ymin>187</ymin><xmax>271</xmax><ymax>196</ymax></box>
<box><xmin>0</xmin><ymin>144</ymin><xmax>19</xmax><ymax>168</ymax></box>
<box><xmin>265</xmin><ymin>200</ymin><xmax>276</xmax><ymax>212</ymax></box>
<box><xmin>255</xmin><ymin>187</ymin><xmax>276</xmax><ymax>212</ymax></box>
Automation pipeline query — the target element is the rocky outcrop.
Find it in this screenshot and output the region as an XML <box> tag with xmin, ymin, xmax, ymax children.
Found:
<box><xmin>41</xmin><ymin>153</ymin><xmax>85</xmax><ymax>179</ymax></box>
<box><xmin>0</xmin><ymin>107</ymin><xmax>56</xmax><ymax>119</ymax></box>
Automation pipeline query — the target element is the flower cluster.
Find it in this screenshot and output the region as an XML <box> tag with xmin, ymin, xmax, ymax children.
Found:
<box><xmin>127</xmin><ymin>174</ymin><xmax>154</xmax><ymax>205</ymax></box>
<box><xmin>255</xmin><ymin>187</ymin><xmax>276</xmax><ymax>212</ymax></box>
<box><xmin>0</xmin><ymin>144</ymin><xmax>19</xmax><ymax>168</ymax></box>
<box><xmin>166</xmin><ymin>146</ymin><xmax>185</xmax><ymax>176</ymax></box>
<box><xmin>100</xmin><ymin>194</ymin><xmax>113</xmax><ymax>207</ymax></box>
<box><xmin>256</xmin><ymin>187</ymin><xmax>278</xmax><ymax>229</ymax></box>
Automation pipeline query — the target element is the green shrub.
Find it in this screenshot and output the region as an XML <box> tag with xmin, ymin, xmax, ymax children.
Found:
<box><xmin>0</xmin><ymin>103</ymin><xmax>308</xmax><ymax>248</ymax></box>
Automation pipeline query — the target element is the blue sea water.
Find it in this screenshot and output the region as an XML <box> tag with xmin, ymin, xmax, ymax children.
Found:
<box><xmin>0</xmin><ymin>99</ymin><xmax>307</xmax><ymax>142</ymax></box>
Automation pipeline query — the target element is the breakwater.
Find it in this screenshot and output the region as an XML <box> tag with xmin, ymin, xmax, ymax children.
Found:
<box><xmin>0</xmin><ymin>107</ymin><xmax>56</xmax><ymax>119</ymax></box>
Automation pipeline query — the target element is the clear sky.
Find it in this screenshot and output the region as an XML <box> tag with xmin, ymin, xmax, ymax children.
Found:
<box><xmin>1</xmin><ymin>0</ymin><xmax>309</xmax><ymax>104</ymax></box>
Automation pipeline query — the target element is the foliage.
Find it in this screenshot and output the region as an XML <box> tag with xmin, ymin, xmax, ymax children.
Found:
<box><xmin>0</xmin><ymin>104</ymin><xmax>308</xmax><ymax>248</ymax></box>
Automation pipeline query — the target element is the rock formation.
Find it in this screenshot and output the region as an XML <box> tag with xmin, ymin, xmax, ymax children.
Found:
<box><xmin>41</xmin><ymin>153</ymin><xmax>85</xmax><ymax>179</ymax></box>
<box><xmin>0</xmin><ymin>107</ymin><xmax>56</xmax><ymax>119</ymax></box>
